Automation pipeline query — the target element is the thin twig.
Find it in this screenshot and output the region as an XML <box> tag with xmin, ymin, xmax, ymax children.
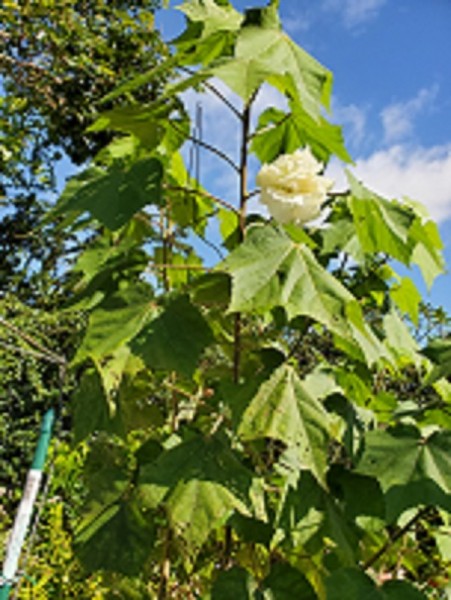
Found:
<box><xmin>169</xmin><ymin>120</ymin><xmax>239</xmax><ymax>172</ymax></box>
<box><xmin>164</xmin><ymin>184</ymin><xmax>238</xmax><ymax>214</ymax></box>
<box><xmin>178</xmin><ymin>66</ymin><xmax>242</xmax><ymax>119</ymax></box>
<box><xmin>362</xmin><ymin>507</ymin><xmax>431</xmax><ymax>571</ymax></box>
<box><xmin>0</xmin><ymin>317</ymin><xmax>66</xmax><ymax>366</ymax></box>
<box><xmin>147</xmin><ymin>263</ymin><xmax>211</xmax><ymax>271</ymax></box>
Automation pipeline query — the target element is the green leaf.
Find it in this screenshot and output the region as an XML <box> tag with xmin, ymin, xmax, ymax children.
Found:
<box><xmin>212</xmin><ymin>567</ymin><xmax>257</xmax><ymax>600</ymax></box>
<box><xmin>382</xmin><ymin>310</ymin><xmax>419</xmax><ymax>364</ymax></box>
<box><xmin>423</xmin><ymin>338</ymin><xmax>451</xmax><ymax>383</ymax></box>
<box><xmin>75</xmin><ymin>501</ymin><xmax>155</xmax><ymax>575</ymax></box>
<box><xmin>357</xmin><ymin>426</ymin><xmax>451</xmax><ymax>520</ymax></box>
<box><xmin>262</xmin><ymin>562</ymin><xmax>317</xmax><ymax>599</ymax></box>
<box><xmin>344</xmin><ymin>173</ymin><xmax>445</xmax><ymax>287</ymax></box>
<box><xmin>89</xmin><ymin>106</ymin><xmax>162</xmax><ymax>149</ymax></box>
<box><xmin>278</xmin><ymin>471</ymin><xmax>359</xmax><ymax>565</ymax></box>
<box><xmin>132</xmin><ymin>295</ymin><xmax>213</xmax><ymax>377</ymax></box>
<box><xmin>213</xmin><ymin>6</ymin><xmax>331</xmax><ymax>119</ymax></box>
<box><xmin>251</xmin><ymin>104</ymin><xmax>351</xmax><ymax>165</ymax></box>
<box><xmin>138</xmin><ymin>434</ymin><xmax>252</xmax><ymax>549</ymax></box>
<box><xmin>73</xmin><ymin>288</ymin><xmax>155</xmax><ymax>365</ymax></box>
<box><xmin>390</xmin><ymin>277</ymin><xmax>421</xmax><ymax>325</ymax></box>
<box><xmin>409</xmin><ymin>218</ymin><xmax>445</xmax><ymax>289</ymax></box>
<box><xmin>54</xmin><ymin>157</ymin><xmax>163</xmax><ymax>230</ymax></box>
<box><xmin>347</xmin><ymin>172</ymin><xmax>414</xmax><ymax>263</ymax></box>
<box><xmin>100</xmin><ymin>55</ymin><xmax>179</xmax><ymax>104</ymax></box>
<box><xmin>178</xmin><ymin>0</ymin><xmax>242</xmax><ymax>38</ymax></box>
<box><xmin>237</xmin><ymin>364</ymin><xmax>331</xmax><ymax>484</ymax></box>
<box><xmin>221</xmin><ymin>224</ymin><xmax>386</xmax><ymax>364</ymax></box>
<box><xmin>325</xmin><ymin>568</ymin><xmax>381</xmax><ymax>600</ymax></box>
<box><xmin>358</xmin><ymin>426</ymin><xmax>451</xmax><ymax>494</ymax></box>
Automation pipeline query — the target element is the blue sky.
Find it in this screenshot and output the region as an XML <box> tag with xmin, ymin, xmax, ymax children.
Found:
<box><xmin>155</xmin><ymin>0</ymin><xmax>451</xmax><ymax>312</ymax></box>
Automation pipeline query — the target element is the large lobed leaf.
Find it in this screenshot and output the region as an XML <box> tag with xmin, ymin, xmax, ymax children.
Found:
<box><xmin>357</xmin><ymin>425</ymin><xmax>451</xmax><ymax>520</ymax></box>
<box><xmin>251</xmin><ymin>104</ymin><xmax>352</xmax><ymax>165</ymax></box>
<box><xmin>237</xmin><ymin>364</ymin><xmax>332</xmax><ymax>484</ymax></box>
<box><xmin>138</xmin><ymin>434</ymin><xmax>253</xmax><ymax>549</ymax></box>
<box><xmin>53</xmin><ymin>157</ymin><xmax>163</xmax><ymax>231</ymax></box>
<box><xmin>220</xmin><ymin>224</ymin><xmax>386</xmax><ymax>364</ymax></box>
<box><xmin>212</xmin><ymin>1</ymin><xmax>331</xmax><ymax>119</ymax></box>
<box><xmin>132</xmin><ymin>295</ymin><xmax>213</xmax><ymax>378</ymax></box>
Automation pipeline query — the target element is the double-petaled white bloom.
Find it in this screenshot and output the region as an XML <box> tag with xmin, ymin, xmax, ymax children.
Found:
<box><xmin>256</xmin><ymin>148</ymin><xmax>333</xmax><ymax>225</ymax></box>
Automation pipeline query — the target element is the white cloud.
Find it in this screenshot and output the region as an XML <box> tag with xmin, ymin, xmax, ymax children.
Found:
<box><xmin>327</xmin><ymin>144</ymin><xmax>451</xmax><ymax>224</ymax></box>
<box><xmin>332</xmin><ymin>99</ymin><xmax>367</xmax><ymax>148</ymax></box>
<box><xmin>323</xmin><ymin>0</ymin><xmax>387</xmax><ymax>28</ymax></box>
<box><xmin>381</xmin><ymin>85</ymin><xmax>439</xmax><ymax>143</ymax></box>
<box><xmin>283</xmin><ymin>12</ymin><xmax>312</xmax><ymax>35</ymax></box>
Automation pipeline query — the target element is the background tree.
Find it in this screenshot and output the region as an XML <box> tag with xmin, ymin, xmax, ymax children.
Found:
<box><xmin>0</xmin><ymin>2</ymin><xmax>169</xmax><ymax>593</ymax></box>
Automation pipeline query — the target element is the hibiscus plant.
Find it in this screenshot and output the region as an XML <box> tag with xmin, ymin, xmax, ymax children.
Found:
<box><xmin>37</xmin><ymin>0</ymin><xmax>450</xmax><ymax>597</ymax></box>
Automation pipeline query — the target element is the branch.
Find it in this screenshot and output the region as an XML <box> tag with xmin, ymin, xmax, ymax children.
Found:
<box><xmin>147</xmin><ymin>263</ymin><xmax>211</xmax><ymax>271</ymax></box>
<box><xmin>0</xmin><ymin>317</ymin><xmax>66</xmax><ymax>366</ymax></box>
<box><xmin>362</xmin><ymin>507</ymin><xmax>431</xmax><ymax>571</ymax></box>
<box><xmin>169</xmin><ymin>120</ymin><xmax>239</xmax><ymax>172</ymax></box>
<box><xmin>178</xmin><ymin>66</ymin><xmax>242</xmax><ymax>119</ymax></box>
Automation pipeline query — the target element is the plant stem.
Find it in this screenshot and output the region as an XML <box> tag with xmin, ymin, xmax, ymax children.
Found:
<box><xmin>363</xmin><ymin>506</ymin><xmax>431</xmax><ymax>571</ymax></box>
<box><xmin>232</xmin><ymin>99</ymin><xmax>254</xmax><ymax>385</ymax></box>
<box><xmin>157</xmin><ymin>528</ymin><xmax>171</xmax><ymax>600</ymax></box>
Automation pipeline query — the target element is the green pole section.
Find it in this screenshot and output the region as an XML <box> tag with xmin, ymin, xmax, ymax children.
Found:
<box><xmin>31</xmin><ymin>409</ymin><xmax>54</xmax><ymax>470</ymax></box>
<box><xmin>0</xmin><ymin>409</ymin><xmax>55</xmax><ymax>599</ymax></box>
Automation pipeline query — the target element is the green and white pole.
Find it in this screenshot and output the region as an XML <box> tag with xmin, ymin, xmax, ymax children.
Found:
<box><xmin>0</xmin><ymin>409</ymin><xmax>55</xmax><ymax>600</ymax></box>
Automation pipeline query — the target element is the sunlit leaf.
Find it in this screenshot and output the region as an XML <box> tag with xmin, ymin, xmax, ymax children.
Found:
<box><xmin>238</xmin><ymin>364</ymin><xmax>331</xmax><ymax>484</ymax></box>
<box><xmin>54</xmin><ymin>157</ymin><xmax>163</xmax><ymax>230</ymax></box>
<box><xmin>221</xmin><ymin>224</ymin><xmax>386</xmax><ymax>364</ymax></box>
<box><xmin>251</xmin><ymin>103</ymin><xmax>351</xmax><ymax>165</ymax></box>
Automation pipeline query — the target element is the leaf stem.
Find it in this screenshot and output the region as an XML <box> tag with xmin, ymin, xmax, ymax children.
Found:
<box><xmin>164</xmin><ymin>184</ymin><xmax>238</xmax><ymax>214</ymax></box>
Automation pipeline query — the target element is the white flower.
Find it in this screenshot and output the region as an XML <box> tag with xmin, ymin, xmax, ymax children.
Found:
<box><xmin>256</xmin><ymin>148</ymin><xmax>333</xmax><ymax>225</ymax></box>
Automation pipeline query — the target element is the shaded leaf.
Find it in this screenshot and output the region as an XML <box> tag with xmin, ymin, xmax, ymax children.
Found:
<box><xmin>132</xmin><ymin>295</ymin><xmax>213</xmax><ymax>377</ymax></box>
<box><xmin>73</xmin><ymin>288</ymin><xmax>155</xmax><ymax>364</ymax></box>
<box><xmin>278</xmin><ymin>471</ymin><xmax>359</xmax><ymax>565</ymax></box>
<box><xmin>262</xmin><ymin>562</ymin><xmax>316</xmax><ymax>599</ymax></box>
<box><xmin>72</xmin><ymin>368</ymin><xmax>123</xmax><ymax>442</ymax></box>
<box><xmin>75</xmin><ymin>501</ymin><xmax>155</xmax><ymax>576</ymax></box>
<box><xmin>325</xmin><ymin>568</ymin><xmax>381</xmax><ymax>600</ymax></box>
<box><xmin>212</xmin><ymin>567</ymin><xmax>257</xmax><ymax>600</ymax></box>
<box><xmin>423</xmin><ymin>338</ymin><xmax>451</xmax><ymax>384</ymax></box>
